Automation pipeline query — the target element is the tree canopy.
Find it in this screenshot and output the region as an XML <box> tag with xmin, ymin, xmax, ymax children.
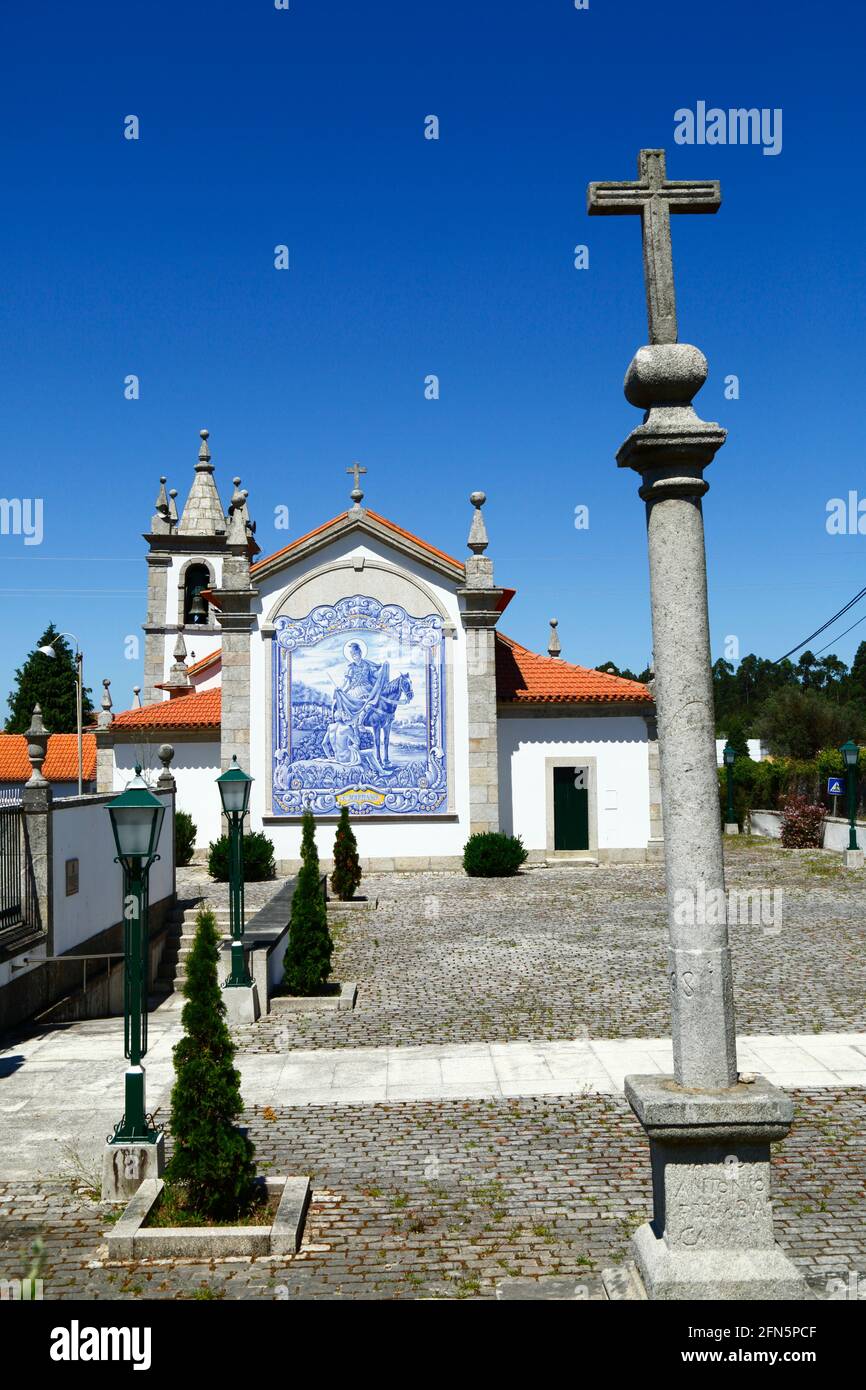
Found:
<box><xmin>5</xmin><ymin>624</ymin><xmax>94</xmax><ymax>734</ymax></box>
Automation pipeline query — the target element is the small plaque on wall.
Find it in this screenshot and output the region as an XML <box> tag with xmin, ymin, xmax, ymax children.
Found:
<box><xmin>65</xmin><ymin>858</ymin><xmax>79</xmax><ymax>896</ymax></box>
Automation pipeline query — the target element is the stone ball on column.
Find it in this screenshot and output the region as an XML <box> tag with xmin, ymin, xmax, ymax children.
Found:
<box><xmin>624</xmin><ymin>344</ymin><xmax>708</xmax><ymax>408</ymax></box>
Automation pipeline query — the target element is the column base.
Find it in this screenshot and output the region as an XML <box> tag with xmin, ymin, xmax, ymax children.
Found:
<box><xmin>842</xmin><ymin>848</ymin><xmax>863</xmax><ymax>869</ymax></box>
<box><xmin>223</xmin><ymin>980</ymin><xmax>260</xmax><ymax>1023</ymax></box>
<box><xmin>631</xmin><ymin>1221</ymin><xmax>806</xmax><ymax>1301</ymax></box>
<box><xmin>624</xmin><ymin>1073</ymin><xmax>809</xmax><ymax>1302</ymax></box>
<box><xmin>102</xmin><ymin>1133</ymin><xmax>165</xmax><ymax>1203</ymax></box>
<box><xmin>724</xmin><ymin>822</ymin><xmax>740</xmax><ymax>836</ymax></box>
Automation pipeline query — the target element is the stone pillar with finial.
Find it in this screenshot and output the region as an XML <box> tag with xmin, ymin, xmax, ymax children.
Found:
<box><xmin>457</xmin><ymin>492</ymin><xmax>503</xmax><ymax>836</ymax></box>
<box><xmin>211</xmin><ymin>475</ymin><xmax>259</xmax><ymax>774</ymax></box>
<box><xmin>22</xmin><ymin>706</ymin><xmax>52</xmax><ymax>941</ymax></box>
<box><xmin>547</xmin><ymin>618</ymin><xmax>561</xmax><ymax>658</ymax></box>
<box><xmin>96</xmin><ymin>679</ymin><xmax>115</xmax><ymax>793</ymax></box>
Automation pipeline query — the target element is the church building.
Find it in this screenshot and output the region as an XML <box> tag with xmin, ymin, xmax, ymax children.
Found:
<box><xmin>97</xmin><ymin>432</ymin><xmax>661</xmax><ymax>871</ymax></box>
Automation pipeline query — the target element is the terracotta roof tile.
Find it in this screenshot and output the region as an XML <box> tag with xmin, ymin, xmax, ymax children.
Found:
<box><xmin>0</xmin><ymin>733</ymin><xmax>97</xmax><ymax>783</ymax></box>
<box><xmin>112</xmin><ymin>688</ymin><xmax>221</xmax><ymax>730</ymax></box>
<box><xmin>495</xmin><ymin>633</ymin><xmax>652</xmax><ymax>705</ymax></box>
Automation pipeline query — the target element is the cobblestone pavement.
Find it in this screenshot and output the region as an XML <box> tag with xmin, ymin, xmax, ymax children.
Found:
<box><xmin>1</xmin><ymin>1089</ymin><xmax>862</xmax><ymax>1301</ymax></box>
<box><xmin>233</xmin><ymin>840</ymin><xmax>866</xmax><ymax>1052</ymax></box>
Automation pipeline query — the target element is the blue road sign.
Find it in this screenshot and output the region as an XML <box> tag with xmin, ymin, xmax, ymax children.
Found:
<box><xmin>827</xmin><ymin>777</ymin><xmax>846</xmax><ymax>796</ymax></box>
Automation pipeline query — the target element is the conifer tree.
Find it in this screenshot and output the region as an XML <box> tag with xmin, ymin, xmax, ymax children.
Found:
<box><xmin>331</xmin><ymin>805</ymin><xmax>362</xmax><ymax>901</ymax></box>
<box><xmin>5</xmin><ymin>625</ymin><xmax>94</xmax><ymax>733</ymax></box>
<box><xmin>283</xmin><ymin>808</ymin><xmax>333</xmax><ymax>995</ymax></box>
<box><xmin>166</xmin><ymin>908</ymin><xmax>256</xmax><ymax>1219</ymax></box>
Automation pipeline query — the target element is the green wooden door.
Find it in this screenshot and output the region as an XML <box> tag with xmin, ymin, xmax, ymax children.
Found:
<box><xmin>553</xmin><ymin>766</ymin><xmax>589</xmax><ymax>851</ymax></box>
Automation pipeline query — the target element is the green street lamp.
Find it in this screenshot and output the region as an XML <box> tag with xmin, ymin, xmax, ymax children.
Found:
<box><xmin>840</xmin><ymin>740</ymin><xmax>860</xmax><ymax>851</ymax></box>
<box><xmin>106</xmin><ymin>767</ymin><xmax>165</xmax><ymax>1144</ymax></box>
<box><xmin>217</xmin><ymin>756</ymin><xmax>254</xmax><ymax>988</ymax></box>
<box><xmin>723</xmin><ymin>740</ymin><xmax>737</xmax><ymax>829</ymax></box>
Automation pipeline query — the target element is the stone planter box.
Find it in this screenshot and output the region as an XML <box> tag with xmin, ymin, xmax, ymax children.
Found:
<box><xmin>106</xmin><ymin>1175</ymin><xmax>310</xmax><ymax>1261</ymax></box>
<box><xmin>269</xmin><ymin>981</ymin><xmax>358</xmax><ymax>1013</ymax></box>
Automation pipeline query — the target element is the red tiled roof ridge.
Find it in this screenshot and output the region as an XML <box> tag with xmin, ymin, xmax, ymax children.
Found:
<box><xmin>186</xmin><ymin>649</ymin><xmax>221</xmax><ymax>676</ymax></box>
<box><xmin>251</xmin><ymin>508</ymin><xmax>464</xmax><ymax>575</ymax></box>
<box><xmin>495</xmin><ymin>631</ymin><xmax>652</xmax><ymax>704</ymax></box>
<box><xmin>112</xmin><ymin>688</ymin><xmax>221</xmax><ymax>729</ymax></box>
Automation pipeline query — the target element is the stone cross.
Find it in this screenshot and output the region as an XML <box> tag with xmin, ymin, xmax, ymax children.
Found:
<box><xmin>590</xmin><ymin>149</ymin><xmax>805</xmax><ymax>1301</ymax></box>
<box><xmin>346</xmin><ymin>461</ymin><xmax>367</xmax><ymax>506</ymax></box>
<box><xmin>587</xmin><ymin>149</ymin><xmax>721</xmax><ymax>344</ymax></box>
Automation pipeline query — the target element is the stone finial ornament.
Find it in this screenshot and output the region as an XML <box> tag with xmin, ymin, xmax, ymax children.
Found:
<box><xmin>178</xmin><ymin>427</ymin><xmax>226</xmax><ymax>535</ymax></box>
<box><xmin>132</xmin><ymin>686</ymin><xmax>142</xmax><ymax>709</ymax></box>
<box><xmin>25</xmin><ymin>704</ymin><xmax>49</xmax><ymax>786</ymax></box>
<box><xmin>168</xmin><ymin>488</ymin><xmax>179</xmax><ymax>526</ymax></box>
<box><xmin>157</xmin><ymin>743</ymin><xmax>176</xmax><ymax>791</ymax></box>
<box><xmin>97</xmin><ymin>678</ymin><xmax>114</xmax><ymax>728</ymax></box>
<box><xmin>467</xmin><ymin>491</ymin><xmax>488</xmax><ymax>554</ymax></box>
<box><xmin>548</xmin><ymin>618</ymin><xmax>561</xmax><ymax>658</ymax></box>
<box><xmin>347</xmin><ymin>461</ymin><xmax>367</xmax><ymax>510</ymax></box>
<box><xmin>226</xmin><ymin>476</ymin><xmax>248</xmax><ymax>546</ymax></box>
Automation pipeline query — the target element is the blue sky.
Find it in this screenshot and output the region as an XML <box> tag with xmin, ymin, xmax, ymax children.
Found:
<box><xmin>0</xmin><ymin>0</ymin><xmax>864</xmax><ymax>714</ymax></box>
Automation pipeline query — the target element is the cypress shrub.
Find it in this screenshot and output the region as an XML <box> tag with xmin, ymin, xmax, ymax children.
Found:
<box><xmin>283</xmin><ymin>810</ymin><xmax>333</xmax><ymax>995</ymax></box>
<box><xmin>463</xmin><ymin>831</ymin><xmax>528</xmax><ymax>877</ymax></box>
<box><xmin>165</xmin><ymin>909</ymin><xmax>257</xmax><ymax>1220</ymax></box>
<box><xmin>331</xmin><ymin>806</ymin><xmax>362</xmax><ymax>901</ymax></box>
<box><xmin>174</xmin><ymin>811</ymin><xmax>197</xmax><ymax>867</ymax></box>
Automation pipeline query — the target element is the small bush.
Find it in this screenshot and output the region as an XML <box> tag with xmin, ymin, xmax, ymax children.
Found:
<box><xmin>331</xmin><ymin>806</ymin><xmax>362</xmax><ymax>901</ymax></box>
<box><xmin>208</xmin><ymin>831</ymin><xmax>275</xmax><ymax>882</ymax></box>
<box><xmin>780</xmin><ymin>795</ymin><xmax>825</xmax><ymax>848</ymax></box>
<box><xmin>463</xmin><ymin>831</ymin><xmax>528</xmax><ymax>877</ymax></box>
<box><xmin>283</xmin><ymin>810</ymin><xmax>333</xmax><ymax>995</ymax></box>
<box><xmin>164</xmin><ymin>909</ymin><xmax>257</xmax><ymax>1220</ymax></box>
<box><xmin>175</xmin><ymin>811</ymin><xmax>197</xmax><ymax>867</ymax></box>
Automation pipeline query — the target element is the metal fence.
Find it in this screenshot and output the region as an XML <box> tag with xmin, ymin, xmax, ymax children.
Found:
<box><xmin>0</xmin><ymin>803</ymin><xmax>34</xmax><ymax>936</ymax></box>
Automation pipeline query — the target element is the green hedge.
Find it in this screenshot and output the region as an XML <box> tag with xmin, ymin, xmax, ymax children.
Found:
<box><xmin>717</xmin><ymin>747</ymin><xmax>861</xmax><ymax>828</ymax></box>
<box><xmin>207</xmin><ymin>831</ymin><xmax>276</xmax><ymax>882</ymax></box>
<box><xmin>463</xmin><ymin>831</ymin><xmax>528</xmax><ymax>877</ymax></box>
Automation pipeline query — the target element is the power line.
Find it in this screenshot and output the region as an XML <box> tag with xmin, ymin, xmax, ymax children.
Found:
<box><xmin>773</xmin><ymin>583</ymin><xmax>866</xmax><ymax>663</ymax></box>
<box><xmin>812</xmin><ymin>610</ymin><xmax>866</xmax><ymax>657</ymax></box>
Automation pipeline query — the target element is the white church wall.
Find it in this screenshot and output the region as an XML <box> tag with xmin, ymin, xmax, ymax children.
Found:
<box><xmin>249</xmin><ymin>533</ymin><xmax>471</xmax><ymax>864</ymax></box>
<box><xmin>114</xmin><ymin>740</ymin><xmax>223</xmax><ymax>847</ymax></box>
<box><xmin>51</xmin><ymin>791</ymin><xmax>173</xmax><ymax>956</ymax></box>
<box><xmin>497</xmin><ymin>714</ymin><xmax>651</xmax><ymax>856</ymax></box>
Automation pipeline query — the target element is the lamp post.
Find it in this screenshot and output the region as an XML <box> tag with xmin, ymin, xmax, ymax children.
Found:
<box><xmin>216</xmin><ymin>756</ymin><xmax>253</xmax><ymax>988</ymax></box>
<box><xmin>722</xmin><ymin>740</ymin><xmax>738</xmax><ymax>834</ymax></box>
<box><xmin>106</xmin><ymin>767</ymin><xmax>165</xmax><ymax>1144</ymax></box>
<box><xmin>840</xmin><ymin>740</ymin><xmax>860</xmax><ymax>856</ymax></box>
<box><xmin>38</xmin><ymin>632</ymin><xmax>83</xmax><ymax>796</ymax></box>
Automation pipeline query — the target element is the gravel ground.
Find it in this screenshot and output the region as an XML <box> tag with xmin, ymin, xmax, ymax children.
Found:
<box><xmin>231</xmin><ymin>839</ymin><xmax>866</xmax><ymax>1052</ymax></box>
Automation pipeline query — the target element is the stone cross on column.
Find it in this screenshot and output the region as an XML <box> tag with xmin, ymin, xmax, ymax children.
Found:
<box><xmin>588</xmin><ymin>148</ymin><xmax>721</xmax><ymax>345</ymax></box>
<box><xmin>590</xmin><ymin>149</ymin><xmax>805</xmax><ymax>1301</ymax></box>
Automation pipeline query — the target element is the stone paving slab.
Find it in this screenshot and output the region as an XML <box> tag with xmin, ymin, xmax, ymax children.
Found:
<box><xmin>2</xmin><ymin>1021</ymin><xmax>865</xmax><ymax>1178</ymax></box>
<box><xmin>0</xmin><ymin>1089</ymin><xmax>862</xmax><ymax>1301</ymax></box>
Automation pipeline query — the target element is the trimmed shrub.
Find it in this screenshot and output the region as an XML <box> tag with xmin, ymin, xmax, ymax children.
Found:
<box><xmin>779</xmin><ymin>795</ymin><xmax>825</xmax><ymax>848</ymax></box>
<box><xmin>208</xmin><ymin>830</ymin><xmax>275</xmax><ymax>882</ymax></box>
<box><xmin>463</xmin><ymin>831</ymin><xmax>528</xmax><ymax>877</ymax></box>
<box><xmin>174</xmin><ymin>811</ymin><xmax>197</xmax><ymax>868</ymax></box>
<box><xmin>164</xmin><ymin>908</ymin><xmax>257</xmax><ymax>1220</ymax></box>
<box><xmin>331</xmin><ymin>806</ymin><xmax>362</xmax><ymax>901</ymax></box>
<box><xmin>283</xmin><ymin>810</ymin><xmax>333</xmax><ymax>996</ymax></box>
